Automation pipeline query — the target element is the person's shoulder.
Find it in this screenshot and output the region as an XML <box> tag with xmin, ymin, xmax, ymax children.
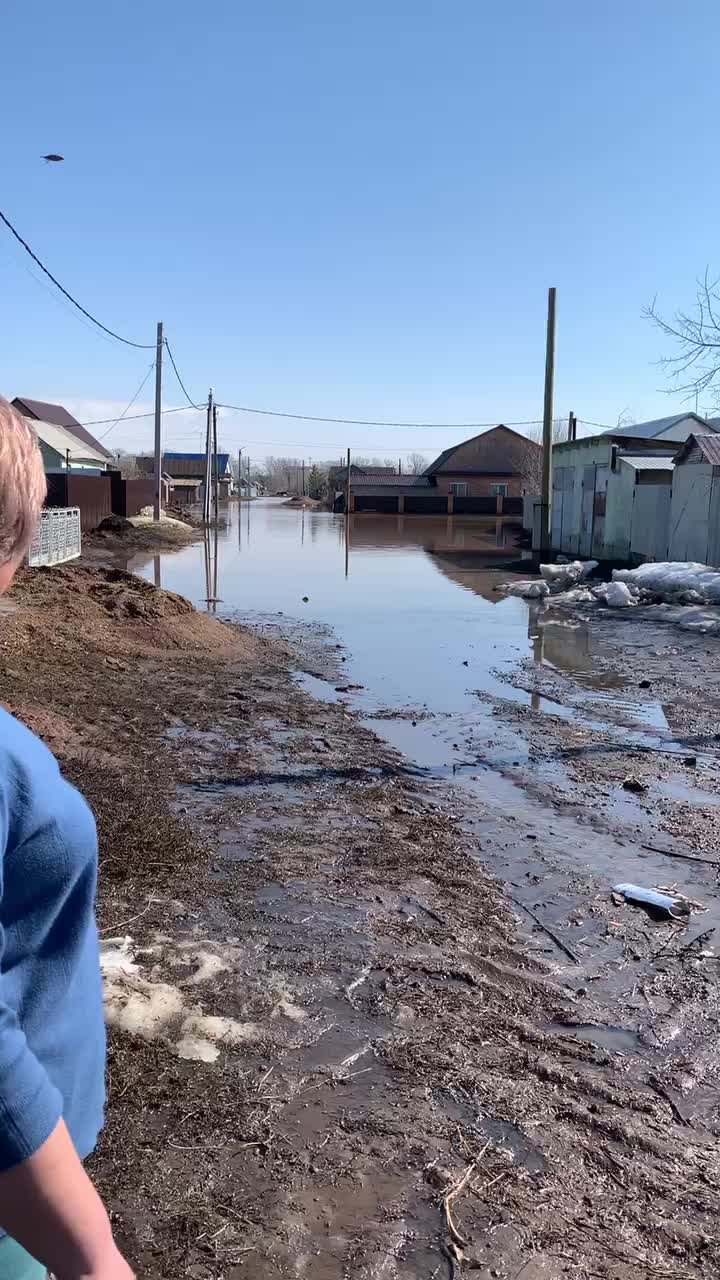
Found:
<box><xmin>0</xmin><ymin>706</ymin><xmax>59</xmax><ymax>779</ymax></box>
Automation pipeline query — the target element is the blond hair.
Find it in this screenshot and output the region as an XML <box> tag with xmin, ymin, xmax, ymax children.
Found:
<box><xmin>0</xmin><ymin>399</ymin><xmax>47</xmax><ymax>564</ymax></box>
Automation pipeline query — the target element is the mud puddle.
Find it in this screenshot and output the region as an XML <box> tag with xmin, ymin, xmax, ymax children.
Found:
<box><xmin>545</xmin><ymin>1020</ymin><xmax>644</xmax><ymax>1054</ymax></box>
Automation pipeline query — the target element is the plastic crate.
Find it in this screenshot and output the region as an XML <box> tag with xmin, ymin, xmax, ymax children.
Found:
<box><xmin>28</xmin><ymin>507</ymin><xmax>82</xmax><ymax>567</ymax></box>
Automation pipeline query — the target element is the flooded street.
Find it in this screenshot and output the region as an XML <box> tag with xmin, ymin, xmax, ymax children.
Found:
<box><xmin>133</xmin><ymin>498</ymin><xmax>720</xmax><ymax>940</ymax></box>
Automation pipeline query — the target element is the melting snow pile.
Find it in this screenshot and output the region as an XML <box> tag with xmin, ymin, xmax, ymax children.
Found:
<box><xmin>502</xmin><ymin>558</ymin><xmax>720</xmax><ymax>625</ymax></box>
<box><xmin>612</xmin><ymin>562</ymin><xmax>720</xmax><ymax>605</ymax></box>
<box><xmin>540</xmin><ymin>559</ymin><xmax>598</xmax><ymax>589</ymax></box>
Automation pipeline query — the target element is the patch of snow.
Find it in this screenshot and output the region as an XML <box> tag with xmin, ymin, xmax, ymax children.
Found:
<box><xmin>613</xmin><ymin>561</ymin><xmax>720</xmax><ymax>603</ymax></box>
<box><xmin>540</xmin><ymin>560</ymin><xmax>598</xmax><ymax>590</ymax></box>
<box><xmin>503</xmin><ymin>580</ymin><xmax>550</xmax><ymax>599</ymax></box>
<box><xmin>605</xmin><ymin>581</ymin><xmax>636</xmax><ymax>608</ymax></box>
<box><xmin>102</xmin><ymin>935</ymin><xmax>262</xmax><ymax>1064</ymax></box>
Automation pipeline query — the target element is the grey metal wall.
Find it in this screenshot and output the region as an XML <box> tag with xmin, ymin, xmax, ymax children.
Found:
<box><xmin>629</xmin><ymin>483</ymin><xmax>671</xmax><ymax>562</ymax></box>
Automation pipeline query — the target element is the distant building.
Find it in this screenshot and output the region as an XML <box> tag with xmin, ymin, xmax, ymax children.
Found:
<box><xmin>424</xmin><ymin>425</ymin><xmax>540</xmax><ymax>498</ymax></box>
<box><xmin>335</xmin><ymin>427</ymin><xmax>536</xmax><ymax>515</ymax></box>
<box><xmin>551</xmin><ymin>414</ymin><xmax>719</xmax><ymax>560</ymax></box>
<box><xmin>135</xmin><ymin>451</ymin><xmax>234</xmax><ymax>504</ymax></box>
<box><xmin>12</xmin><ymin>397</ymin><xmax>113</xmax><ymax>461</ymax></box>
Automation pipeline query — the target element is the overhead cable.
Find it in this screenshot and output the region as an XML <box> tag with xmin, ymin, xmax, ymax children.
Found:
<box><xmin>216</xmin><ymin>402</ymin><xmax>543</xmax><ymax>429</ymax></box>
<box><xmin>78</xmin><ymin>405</ymin><xmax>201</xmax><ymax>426</ymax></box>
<box><xmin>0</xmin><ymin>206</ymin><xmax>155</xmax><ymax>349</ymax></box>
<box><xmin>98</xmin><ymin>364</ymin><xmax>157</xmax><ymax>441</ymax></box>
<box><xmin>163</xmin><ymin>340</ymin><xmax>205</xmax><ymax>409</ymax></box>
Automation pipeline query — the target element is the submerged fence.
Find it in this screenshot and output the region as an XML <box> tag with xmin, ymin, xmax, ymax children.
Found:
<box><xmin>28</xmin><ymin>507</ymin><xmax>82</xmax><ymax>567</ymax></box>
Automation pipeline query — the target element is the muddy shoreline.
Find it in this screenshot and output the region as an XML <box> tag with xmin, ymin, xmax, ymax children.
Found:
<box><xmin>2</xmin><ymin>564</ymin><xmax>719</xmax><ymax>1278</ymax></box>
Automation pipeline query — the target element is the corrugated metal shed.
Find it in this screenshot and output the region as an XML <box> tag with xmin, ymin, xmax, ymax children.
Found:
<box><xmin>619</xmin><ymin>454</ymin><xmax>675</xmax><ymax>472</ymax></box>
<box><xmin>604</xmin><ymin>413</ymin><xmax>717</xmax><ymax>441</ymax></box>
<box><xmin>675</xmin><ymin>434</ymin><xmax>720</xmax><ymax>466</ymax></box>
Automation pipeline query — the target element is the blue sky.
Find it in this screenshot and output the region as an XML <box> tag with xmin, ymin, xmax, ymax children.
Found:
<box><xmin>1</xmin><ymin>0</ymin><xmax>718</xmax><ymax>461</ymax></box>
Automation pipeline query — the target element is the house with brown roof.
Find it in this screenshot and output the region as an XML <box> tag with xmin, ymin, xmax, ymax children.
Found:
<box><xmin>337</xmin><ymin>427</ymin><xmax>537</xmax><ymax>515</ymax></box>
<box><xmin>423</xmin><ymin>425</ymin><xmax>540</xmax><ymax>499</ymax></box>
<box><xmin>12</xmin><ymin>397</ymin><xmax>113</xmax><ymax>461</ymax></box>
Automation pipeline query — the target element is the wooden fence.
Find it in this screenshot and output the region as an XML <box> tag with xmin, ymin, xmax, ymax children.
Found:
<box><xmin>45</xmin><ymin>472</ymin><xmax>155</xmax><ymax>531</ymax></box>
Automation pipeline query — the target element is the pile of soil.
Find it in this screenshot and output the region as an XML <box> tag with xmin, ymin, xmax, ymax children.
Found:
<box><xmin>83</xmin><ymin>516</ymin><xmax>196</xmax><ymax>558</ymax></box>
<box><xmin>283</xmin><ymin>495</ymin><xmax>320</xmax><ymax>508</ymax></box>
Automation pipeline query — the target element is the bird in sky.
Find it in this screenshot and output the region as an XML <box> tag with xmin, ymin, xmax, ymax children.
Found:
<box><xmin>41</xmin><ymin>154</ymin><xmax>64</xmax><ymax>163</ymax></box>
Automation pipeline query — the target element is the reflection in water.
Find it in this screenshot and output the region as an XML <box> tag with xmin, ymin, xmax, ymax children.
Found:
<box><xmin>134</xmin><ymin>501</ymin><xmax>667</xmax><ymax>770</ymax></box>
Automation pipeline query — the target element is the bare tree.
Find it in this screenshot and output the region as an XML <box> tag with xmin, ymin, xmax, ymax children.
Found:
<box><xmin>405</xmin><ymin>452</ymin><xmax>429</xmax><ymax>474</ymax></box>
<box><xmin>615</xmin><ymin>407</ymin><xmax>636</xmax><ymax>430</ymax></box>
<box><xmin>112</xmin><ymin>449</ymin><xmax>143</xmax><ymax>478</ymax></box>
<box><xmin>645</xmin><ymin>269</ymin><xmax>720</xmax><ymax>404</ymax></box>
<box><xmin>512</xmin><ymin>420</ymin><xmax>568</xmax><ymax>494</ymax></box>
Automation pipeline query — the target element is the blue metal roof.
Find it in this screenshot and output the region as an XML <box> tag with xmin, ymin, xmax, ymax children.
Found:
<box><xmin>164</xmin><ymin>451</ymin><xmax>230</xmax><ymax>470</ymax></box>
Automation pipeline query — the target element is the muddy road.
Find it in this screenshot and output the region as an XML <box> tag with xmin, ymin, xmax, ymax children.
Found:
<box><xmin>2</xmin><ymin>509</ymin><xmax>720</xmax><ymax>1278</ymax></box>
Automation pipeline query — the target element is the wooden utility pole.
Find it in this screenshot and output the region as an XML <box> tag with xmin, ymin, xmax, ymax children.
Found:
<box><xmin>302</xmin><ymin>459</ymin><xmax>306</xmax><ymax>496</ymax></box>
<box><xmin>153</xmin><ymin>321</ymin><xmax>164</xmax><ymax>522</ymax></box>
<box><xmin>203</xmin><ymin>389</ymin><xmax>213</xmax><ymax>524</ymax></box>
<box><xmin>345</xmin><ymin>448</ymin><xmax>351</xmax><ymax>515</ymax></box>
<box><xmin>212</xmin><ymin>402</ymin><xmax>219</xmax><ymax>527</ymax></box>
<box><xmin>540</xmin><ymin>288</ymin><xmax>556</xmax><ymax>552</ymax></box>
<box><xmin>238</xmin><ymin>448</ymin><xmax>242</xmax><ymax>497</ymax></box>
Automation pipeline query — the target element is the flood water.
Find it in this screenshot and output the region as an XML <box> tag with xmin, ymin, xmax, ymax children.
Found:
<box><xmin>135</xmin><ymin>498</ymin><xmax>720</xmax><ymax>950</ymax></box>
<box><xmin>134</xmin><ymin>498</ymin><xmax>669</xmax><ymax>776</ymax></box>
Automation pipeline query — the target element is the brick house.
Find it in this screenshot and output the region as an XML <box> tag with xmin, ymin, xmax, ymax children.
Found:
<box><xmin>424</xmin><ymin>425</ymin><xmax>540</xmax><ymax>498</ymax></box>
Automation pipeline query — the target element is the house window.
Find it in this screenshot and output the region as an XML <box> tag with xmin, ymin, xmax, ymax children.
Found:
<box><xmin>449</xmin><ymin>482</ymin><xmax>468</xmax><ymax>497</ymax></box>
<box><xmin>490</xmin><ymin>483</ymin><xmax>508</xmax><ymax>497</ymax></box>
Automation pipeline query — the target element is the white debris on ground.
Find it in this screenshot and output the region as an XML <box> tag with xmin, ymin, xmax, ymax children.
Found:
<box><xmin>504</xmin><ymin>580</ymin><xmax>550</xmax><ymax>599</ymax></box>
<box><xmin>613</xmin><ymin>561</ymin><xmax>720</xmax><ymax>604</ymax></box>
<box><xmin>502</xmin><ymin>558</ymin><xmax>720</xmax><ymax>619</ymax></box>
<box><xmin>540</xmin><ymin>559</ymin><xmax>598</xmax><ymax>589</ymax></box>
<box><xmin>99</xmin><ymin>934</ymin><xmax>305</xmax><ymax>1064</ymax></box>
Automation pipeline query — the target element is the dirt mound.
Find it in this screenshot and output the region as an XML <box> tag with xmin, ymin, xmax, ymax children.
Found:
<box><xmin>96</xmin><ymin>515</ymin><xmax>135</xmax><ymax>535</ymax></box>
<box><xmin>283</xmin><ymin>495</ymin><xmax>320</xmax><ymax>508</ymax></box>
<box><xmin>5</xmin><ymin>565</ymin><xmax>267</xmax><ymax>661</ymax></box>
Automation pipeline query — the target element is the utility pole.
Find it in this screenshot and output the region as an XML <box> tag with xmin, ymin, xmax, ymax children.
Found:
<box><xmin>153</xmin><ymin>320</ymin><xmax>164</xmax><ymax>522</ymax></box>
<box><xmin>345</xmin><ymin>447</ymin><xmax>351</xmax><ymax>516</ymax></box>
<box><xmin>238</xmin><ymin>448</ymin><xmax>242</xmax><ymax>498</ymax></box>
<box><xmin>212</xmin><ymin>401</ymin><xmax>219</xmax><ymax>527</ymax></box>
<box><xmin>540</xmin><ymin>287</ymin><xmax>556</xmax><ymax>553</ymax></box>
<box><xmin>398</xmin><ymin>457</ymin><xmax>401</xmax><ymax>475</ymax></box>
<box><xmin>567</xmin><ymin>409</ymin><xmax>576</xmax><ymax>442</ymax></box>
<box><xmin>302</xmin><ymin>459</ymin><xmax>306</xmax><ymax>497</ymax></box>
<box><xmin>203</xmin><ymin>389</ymin><xmax>213</xmax><ymax>524</ymax></box>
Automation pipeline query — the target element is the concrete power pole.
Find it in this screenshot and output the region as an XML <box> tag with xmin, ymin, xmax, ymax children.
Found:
<box><xmin>203</xmin><ymin>389</ymin><xmax>214</xmax><ymax>524</ymax></box>
<box><xmin>153</xmin><ymin>321</ymin><xmax>164</xmax><ymax>522</ymax></box>
<box><xmin>540</xmin><ymin>287</ymin><xmax>556</xmax><ymax>553</ymax></box>
<box><xmin>212</xmin><ymin>401</ymin><xmax>219</xmax><ymax>527</ymax></box>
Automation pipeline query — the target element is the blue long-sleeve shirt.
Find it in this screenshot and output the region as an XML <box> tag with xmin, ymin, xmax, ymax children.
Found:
<box><xmin>0</xmin><ymin>706</ymin><xmax>105</xmax><ymax>1170</ymax></box>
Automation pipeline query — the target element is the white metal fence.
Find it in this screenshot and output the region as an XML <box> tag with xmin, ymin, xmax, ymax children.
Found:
<box><xmin>27</xmin><ymin>507</ymin><xmax>82</xmax><ymax>567</ymax></box>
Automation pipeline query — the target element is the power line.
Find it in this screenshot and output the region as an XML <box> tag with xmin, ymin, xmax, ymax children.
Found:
<box><xmin>163</xmin><ymin>340</ymin><xmax>205</xmax><ymax>409</ymax></box>
<box><xmin>0</xmin><ymin>206</ymin><xmax>155</xmax><ymax>349</ymax></box>
<box><xmin>216</xmin><ymin>402</ymin><xmax>543</xmax><ymax>430</ymax></box>
<box><xmin>97</xmin><ymin>364</ymin><xmax>157</xmax><ymax>441</ymax></box>
<box><xmin>78</xmin><ymin>405</ymin><xmax>200</xmax><ymax>426</ymax></box>
<box><xmin>577</xmin><ymin>418</ymin><xmax>612</xmax><ymax>430</ymax></box>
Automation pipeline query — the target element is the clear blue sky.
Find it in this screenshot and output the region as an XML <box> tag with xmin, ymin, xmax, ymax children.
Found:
<box><xmin>1</xmin><ymin>0</ymin><xmax>718</xmax><ymax>461</ymax></box>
